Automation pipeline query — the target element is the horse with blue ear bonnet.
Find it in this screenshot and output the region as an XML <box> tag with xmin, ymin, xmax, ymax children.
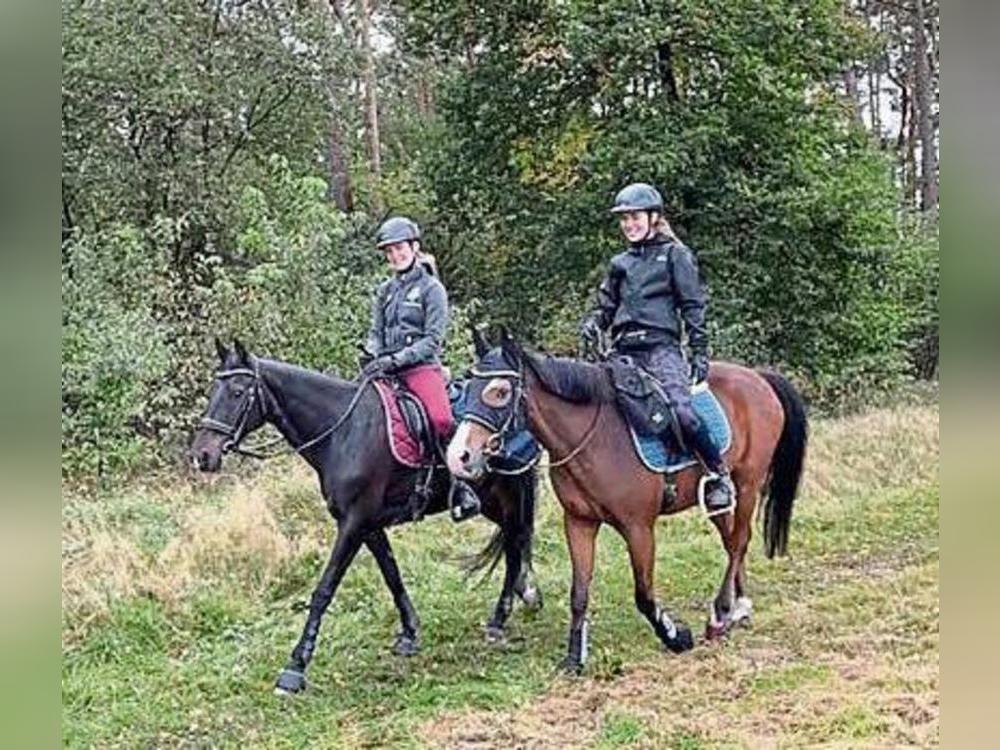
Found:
<box><xmin>448</xmin><ymin>328</ymin><xmax>807</xmax><ymax>671</ymax></box>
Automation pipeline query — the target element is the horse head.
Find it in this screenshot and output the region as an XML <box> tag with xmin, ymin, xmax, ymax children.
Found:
<box><xmin>190</xmin><ymin>337</ymin><xmax>267</xmax><ymax>472</ymax></box>
<box><xmin>447</xmin><ymin>327</ymin><xmax>527</xmax><ymax>480</ymax></box>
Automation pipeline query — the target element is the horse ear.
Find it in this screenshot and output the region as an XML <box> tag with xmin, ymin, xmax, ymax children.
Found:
<box><xmin>232</xmin><ymin>338</ymin><xmax>250</xmax><ymax>364</ymax></box>
<box><xmin>214</xmin><ymin>337</ymin><xmax>227</xmax><ymax>363</ymax></box>
<box><xmin>471</xmin><ymin>324</ymin><xmax>490</xmax><ymax>357</ymax></box>
<box><xmin>499</xmin><ymin>328</ymin><xmax>521</xmax><ymax>365</ymax></box>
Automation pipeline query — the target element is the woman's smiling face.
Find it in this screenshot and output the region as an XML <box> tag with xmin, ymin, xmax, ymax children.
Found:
<box><xmin>383</xmin><ymin>240</ymin><xmax>416</xmax><ymax>271</ymax></box>
<box><xmin>618</xmin><ymin>210</ymin><xmax>652</xmax><ymax>243</ymax></box>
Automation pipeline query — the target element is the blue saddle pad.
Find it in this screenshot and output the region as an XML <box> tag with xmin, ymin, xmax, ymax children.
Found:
<box><xmin>630</xmin><ymin>385</ymin><xmax>732</xmax><ymax>474</ymax></box>
<box><xmin>449</xmin><ymin>381</ymin><xmax>541</xmax><ymax>474</ymax></box>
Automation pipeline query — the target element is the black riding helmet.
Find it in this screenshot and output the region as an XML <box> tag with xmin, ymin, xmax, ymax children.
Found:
<box><xmin>375</xmin><ymin>216</ymin><xmax>421</xmax><ymax>249</ymax></box>
<box><xmin>610</xmin><ymin>182</ymin><xmax>664</xmax><ymax>214</ymax></box>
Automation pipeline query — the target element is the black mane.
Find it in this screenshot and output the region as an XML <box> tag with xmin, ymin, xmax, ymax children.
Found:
<box><xmin>524</xmin><ymin>351</ymin><xmax>615</xmax><ymax>404</ymax></box>
<box><xmin>259</xmin><ymin>357</ymin><xmax>346</xmax><ymax>387</ymax></box>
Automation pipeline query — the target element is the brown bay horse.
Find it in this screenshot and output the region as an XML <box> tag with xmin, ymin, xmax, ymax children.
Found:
<box><xmin>447</xmin><ymin>331</ymin><xmax>807</xmax><ymax>671</ymax></box>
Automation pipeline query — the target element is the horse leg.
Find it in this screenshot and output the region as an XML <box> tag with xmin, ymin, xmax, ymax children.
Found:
<box><xmin>365</xmin><ymin>528</ymin><xmax>421</xmax><ymax>656</ymax></box>
<box><xmin>562</xmin><ymin>514</ymin><xmax>599</xmax><ymax>674</ymax></box>
<box><xmin>275</xmin><ymin>517</ymin><xmax>363</xmax><ymax>695</ymax></box>
<box><xmin>707</xmin><ymin>482</ymin><xmax>755</xmax><ymax>639</ymax></box>
<box><xmin>512</xmin><ymin>475</ymin><xmax>543</xmax><ymax>612</ymax></box>
<box><xmin>731</xmin><ymin>494</ymin><xmax>756</xmax><ymax>626</ymax></box>
<box><xmin>485</xmin><ymin>527</ymin><xmax>520</xmax><ymax>643</ymax></box>
<box><xmin>624</xmin><ymin>523</ymin><xmax>694</xmax><ymax>654</ymax></box>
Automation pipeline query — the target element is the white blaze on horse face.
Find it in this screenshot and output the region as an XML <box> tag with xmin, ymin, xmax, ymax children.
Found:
<box><xmin>446</xmin><ymin>420</ymin><xmax>492</xmax><ymax>479</ymax></box>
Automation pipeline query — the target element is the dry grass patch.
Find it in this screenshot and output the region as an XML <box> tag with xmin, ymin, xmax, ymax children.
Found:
<box><xmin>803</xmin><ymin>404</ymin><xmax>938</xmax><ymax>505</ymax></box>
<box><xmin>62</xmin><ymin>462</ymin><xmax>327</xmax><ymax>641</ymax></box>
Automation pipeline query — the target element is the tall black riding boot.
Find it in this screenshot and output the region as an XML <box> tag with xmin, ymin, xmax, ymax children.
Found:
<box><xmin>675</xmin><ymin>411</ymin><xmax>734</xmax><ymax>514</ymax></box>
<box><xmin>436</xmin><ymin>434</ymin><xmax>481</xmax><ymax>522</ymax></box>
<box><xmin>448</xmin><ymin>477</ymin><xmax>482</xmax><ymax>522</ymax></box>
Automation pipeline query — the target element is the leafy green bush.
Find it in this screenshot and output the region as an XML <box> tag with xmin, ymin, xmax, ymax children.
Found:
<box><xmin>63</xmin><ymin>157</ymin><xmax>484</xmax><ymax>483</ymax></box>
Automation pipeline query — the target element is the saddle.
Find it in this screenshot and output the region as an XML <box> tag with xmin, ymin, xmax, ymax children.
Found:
<box><xmin>607</xmin><ymin>355</ymin><xmax>679</xmax><ymax>438</ymax></box>
<box><xmin>372</xmin><ymin>378</ymin><xmax>435</xmax><ymax>468</ymax></box>
<box><xmin>607</xmin><ymin>356</ymin><xmax>732</xmax><ymax>474</ymax></box>
<box><xmin>371</xmin><ymin>377</ymin><xmax>541</xmax><ymax>474</ymax></box>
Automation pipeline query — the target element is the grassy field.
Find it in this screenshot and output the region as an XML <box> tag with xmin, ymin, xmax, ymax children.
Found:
<box><xmin>62</xmin><ymin>404</ymin><xmax>938</xmax><ymax>748</ymax></box>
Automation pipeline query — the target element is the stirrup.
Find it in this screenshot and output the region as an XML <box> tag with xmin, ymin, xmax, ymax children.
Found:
<box><xmin>697</xmin><ymin>472</ymin><xmax>735</xmax><ymax>518</ymax></box>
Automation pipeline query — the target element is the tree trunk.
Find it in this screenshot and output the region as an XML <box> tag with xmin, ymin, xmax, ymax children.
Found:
<box><xmin>359</xmin><ymin>0</ymin><xmax>382</xmax><ymax>212</ymax></box>
<box><xmin>656</xmin><ymin>41</ymin><xmax>679</xmax><ymax>102</ymax></box>
<box><xmin>843</xmin><ymin>67</ymin><xmax>864</xmax><ymax>126</ymax></box>
<box><xmin>913</xmin><ymin>0</ymin><xmax>939</xmax><ymax>217</ymax></box>
<box><xmin>327</xmin><ymin>108</ymin><xmax>354</xmax><ymax>212</ymax></box>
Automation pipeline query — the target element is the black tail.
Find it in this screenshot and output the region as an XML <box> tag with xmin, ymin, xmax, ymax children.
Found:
<box><xmin>462</xmin><ymin>470</ymin><xmax>538</xmax><ymax>580</ymax></box>
<box><xmin>758</xmin><ymin>371</ymin><xmax>808</xmax><ymax>558</ymax></box>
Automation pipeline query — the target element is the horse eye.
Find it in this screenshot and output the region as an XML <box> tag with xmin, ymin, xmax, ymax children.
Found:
<box><xmin>231</xmin><ymin>387</ymin><xmax>244</xmax><ymax>398</ymax></box>
<box><xmin>483</xmin><ymin>379</ymin><xmax>512</xmax><ymax>408</ymax></box>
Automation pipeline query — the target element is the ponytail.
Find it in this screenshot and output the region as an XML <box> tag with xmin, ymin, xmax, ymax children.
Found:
<box><xmin>653</xmin><ymin>215</ymin><xmax>680</xmax><ymax>243</ymax></box>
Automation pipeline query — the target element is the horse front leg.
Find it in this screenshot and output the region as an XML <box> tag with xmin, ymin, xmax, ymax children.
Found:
<box><xmin>365</xmin><ymin>528</ymin><xmax>422</xmax><ymax>656</ymax></box>
<box><xmin>562</xmin><ymin>514</ymin><xmax>599</xmax><ymax>673</ymax></box>
<box><xmin>275</xmin><ymin>516</ymin><xmax>364</xmax><ymax>695</ymax></box>
<box><xmin>623</xmin><ymin>522</ymin><xmax>694</xmax><ymax>654</ymax></box>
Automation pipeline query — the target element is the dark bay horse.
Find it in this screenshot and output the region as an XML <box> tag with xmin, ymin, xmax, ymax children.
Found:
<box><xmin>190</xmin><ymin>339</ymin><xmax>541</xmax><ymax>695</ymax></box>
<box><xmin>447</xmin><ymin>332</ymin><xmax>806</xmax><ymax>671</ymax></box>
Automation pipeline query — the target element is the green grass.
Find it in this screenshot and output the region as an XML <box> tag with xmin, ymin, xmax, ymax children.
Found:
<box><xmin>62</xmin><ymin>405</ymin><xmax>939</xmax><ymax>748</ymax></box>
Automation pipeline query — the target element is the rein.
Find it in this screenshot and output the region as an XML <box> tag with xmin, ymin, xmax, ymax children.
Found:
<box><xmin>543</xmin><ymin>401</ymin><xmax>602</xmax><ymax>469</ymax></box>
<box><xmin>200</xmin><ymin>362</ymin><xmax>372</xmax><ymax>460</ymax></box>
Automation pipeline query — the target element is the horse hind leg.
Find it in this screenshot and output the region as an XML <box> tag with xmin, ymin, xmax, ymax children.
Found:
<box><xmin>624</xmin><ymin>523</ymin><xmax>694</xmax><ymax>654</ymax></box>
<box><xmin>366</xmin><ymin>528</ymin><xmax>422</xmax><ymax>656</ymax></box>
<box><xmin>707</xmin><ymin>480</ymin><xmax>756</xmax><ymax>639</ymax></box>
<box><xmin>485</xmin><ymin>528</ymin><xmax>520</xmax><ymax>643</ymax></box>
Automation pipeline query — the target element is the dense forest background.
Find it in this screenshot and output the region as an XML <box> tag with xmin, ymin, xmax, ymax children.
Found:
<box><xmin>62</xmin><ymin>0</ymin><xmax>939</xmax><ymax>483</ymax></box>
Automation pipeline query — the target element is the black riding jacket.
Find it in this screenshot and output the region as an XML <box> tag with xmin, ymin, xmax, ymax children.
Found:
<box><xmin>588</xmin><ymin>234</ymin><xmax>708</xmax><ymax>354</ymax></box>
<box><xmin>365</xmin><ymin>262</ymin><xmax>449</xmax><ymax>368</ymax></box>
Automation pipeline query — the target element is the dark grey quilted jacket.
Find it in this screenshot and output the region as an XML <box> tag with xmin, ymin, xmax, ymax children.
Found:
<box><xmin>365</xmin><ymin>263</ymin><xmax>449</xmax><ymax>368</ymax></box>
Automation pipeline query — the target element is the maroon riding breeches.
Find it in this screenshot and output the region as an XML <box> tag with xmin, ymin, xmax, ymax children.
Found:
<box><xmin>397</xmin><ymin>364</ymin><xmax>454</xmax><ymax>440</ymax></box>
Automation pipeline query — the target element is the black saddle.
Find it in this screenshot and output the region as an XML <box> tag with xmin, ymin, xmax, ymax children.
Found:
<box><xmin>390</xmin><ymin>379</ymin><xmax>436</xmax><ymax>456</ymax></box>
<box><xmin>607</xmin><ymin>355</ymin><xmax>682</xmax><ymax>444</ymax></box>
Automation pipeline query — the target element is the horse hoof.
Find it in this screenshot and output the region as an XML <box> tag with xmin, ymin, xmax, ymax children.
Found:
<box><xmin>664</xmin><ymin>625</ymin><xmax>695</xmax><ymax>653</ymax></box>
<box><xmin>392</xmin><ymin>633</ymin><xmax>421</xmax><ymax>657</ymax></box>
<box><xmin>484</xmin><ymin>624</ymin><xmax>507</xmax><ymax>644</ymax></box>
<box><xmin>519</xmin><ymin>584</ymin><xmax>543</xmax><ymax>612</ymax></box>
<box><xmin>559</xmin><ymin>656</ymin><xmax>584</xmax><ymax>675</ymax></box>
<box><xmin>274</xmin><ymin>668</ymin><xmax>307</xmax><ymax>695</ymax></box>
<box><xmin>704</xmin><ymin>619</ymin><xmax>729</xmax><ymax>641</ymax></box>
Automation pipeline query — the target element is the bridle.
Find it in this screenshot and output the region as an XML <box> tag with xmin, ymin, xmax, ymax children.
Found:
<box><xmin>466</xmin><ymin>360</ymin><xmax>603</xmax><ymax>472</ymax></box>
<box><xmin>199</xmin><ymin>361</ymin><xmax>371</xmax><ymax>459</ymax></box>
<box><xmin>199</xmin><ymin>365</ymin><xmax>262</xmax><ymax>454</ymax></box>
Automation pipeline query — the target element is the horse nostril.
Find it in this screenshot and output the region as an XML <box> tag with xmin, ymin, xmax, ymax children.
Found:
<box><xmin>460</xmin><ymin>450</ymin><xmax>471</xmax><ymax>465</ymax></box>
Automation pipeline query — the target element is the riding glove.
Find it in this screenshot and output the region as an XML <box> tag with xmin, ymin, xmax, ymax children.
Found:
<box><xmin>689</xmin><ymin>352</ymin><xmax>709</xmax><ymax>385</ymax></box>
